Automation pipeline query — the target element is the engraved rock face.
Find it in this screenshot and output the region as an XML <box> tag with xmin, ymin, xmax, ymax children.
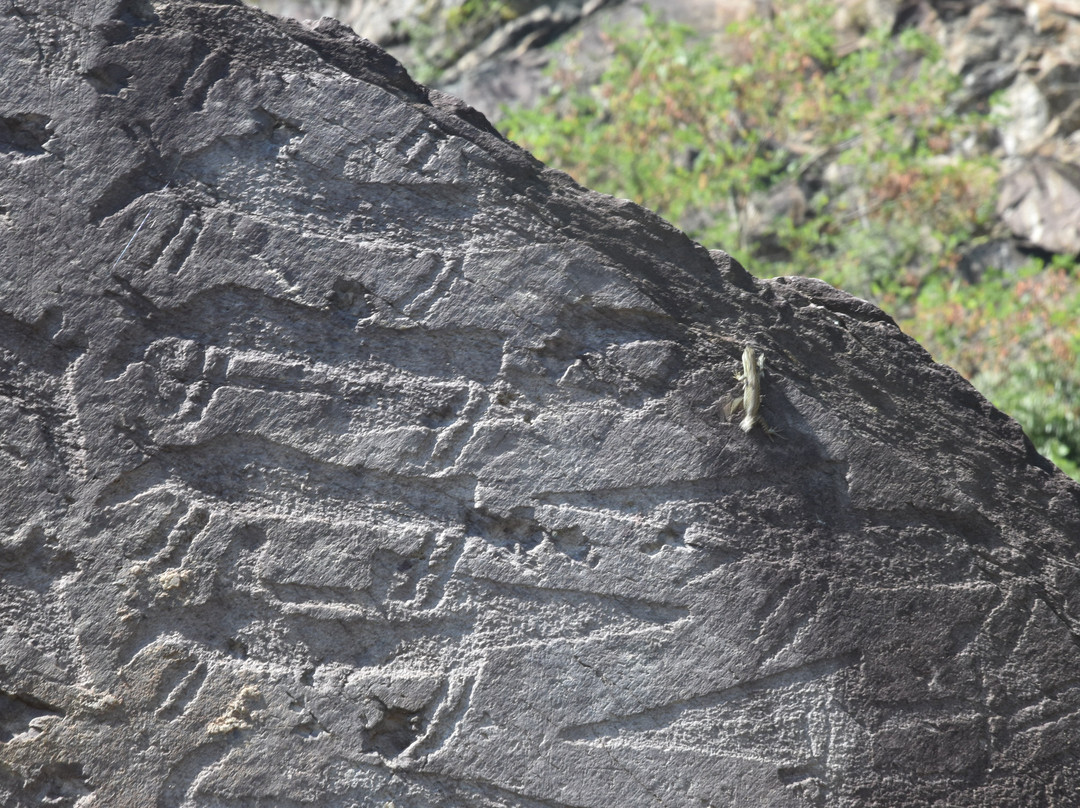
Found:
<box><xmin>3</xmin><ymin>2</ymin><xmax>1080</xmax><ymax>806</ymax></box>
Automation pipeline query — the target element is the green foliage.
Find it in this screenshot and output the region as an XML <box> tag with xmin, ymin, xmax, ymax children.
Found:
<box><xmin>502</xmin><ymin>4</ymin><xmax>1002</xmax><ymax>297</ymax></box>
<box><xmin>499</xmin><ymin>2</ymin><xmax>1080</xmax><ymax>479</ymax></box>
<box><xmin>410</xmin><ymin>0</ymin><xmax>523</xmax><ymax>84</ymax></box>
<box><xmin>445</xmin><ymin>0</ymin><xmax>517</xmax><ymax>31</ymax></box>
<box><xmin>902</xmin><ymin>260</ymin><xmax>1080</xmax><ymax>479</ymax></box>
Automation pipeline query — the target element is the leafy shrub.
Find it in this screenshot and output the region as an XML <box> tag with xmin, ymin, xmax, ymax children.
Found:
<box><xmin>409</xmin><ymin>0</ymin><xmax>523</xmax><ymax>84</ymax></box>
<box><xmin>902</xmin><ymin>259</ymin><xmax>1080</xmax><ymax>478</ymax></box>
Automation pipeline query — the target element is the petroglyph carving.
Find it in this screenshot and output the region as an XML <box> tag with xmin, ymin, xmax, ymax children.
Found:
<box><xmin>3</xmin><ymin>2</ymin><xmax>1080</xmax><ymax>806</ymax></box>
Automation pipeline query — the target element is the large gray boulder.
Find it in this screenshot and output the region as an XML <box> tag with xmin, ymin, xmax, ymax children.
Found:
<box><xmin>3</xmin><ymin>1</ymin><xmax>1080</xmax><ymax>806</ymax></box>
<box><xmin>999</xmin><ymin>157</ymin><xmax>1080</xmax><ymax>255</ymax></box>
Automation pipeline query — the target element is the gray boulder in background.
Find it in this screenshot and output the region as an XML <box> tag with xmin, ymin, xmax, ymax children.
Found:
<box><xmin>998</xmin><ymin>157</ymin><xmax>1080</xmax><ymax>255</ymax></box>
<box><xmin>2</xmin><ymin>1</ymin><xmax>1080</xmax><ymax>806</ymax></box>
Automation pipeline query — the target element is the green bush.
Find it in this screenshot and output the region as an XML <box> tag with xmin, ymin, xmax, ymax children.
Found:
<box><xmin>499</xmin><ymin>3</ymin><xmax>1080</xmax><ymax>479</ymax></box>
<box><xmin>409</xmin><ymin>0</ymin><xmax>523</xmax><ymax>84</ymax></box>
<box><xmin>902</xmin><ymin>260</ymin><xmax>1080</xmax><ymax>478</ymax></box>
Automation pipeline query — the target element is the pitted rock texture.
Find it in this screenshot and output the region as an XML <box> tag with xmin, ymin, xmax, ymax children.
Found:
<box><xmin>3</xmin><ymin>1</ymin><xmax>1080</xmax><ymax>806</ymax></box>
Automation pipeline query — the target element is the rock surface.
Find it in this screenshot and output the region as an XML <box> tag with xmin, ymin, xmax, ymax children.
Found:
<box><xmin>3</xmin><ymin>1</ymin><xmax>1080</xmax><ymax>806</ymax></box>
<box><xmin>999</xmin><ymin>157</ymin><xmax>1080</xmax><ymax>255</ymax></box>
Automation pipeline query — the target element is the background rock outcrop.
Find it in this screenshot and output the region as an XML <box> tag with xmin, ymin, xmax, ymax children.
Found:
<box><xmin>3</xmin><ymin>1</ymin><xmax>1080</xmax><ymax>806</ymax></box>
